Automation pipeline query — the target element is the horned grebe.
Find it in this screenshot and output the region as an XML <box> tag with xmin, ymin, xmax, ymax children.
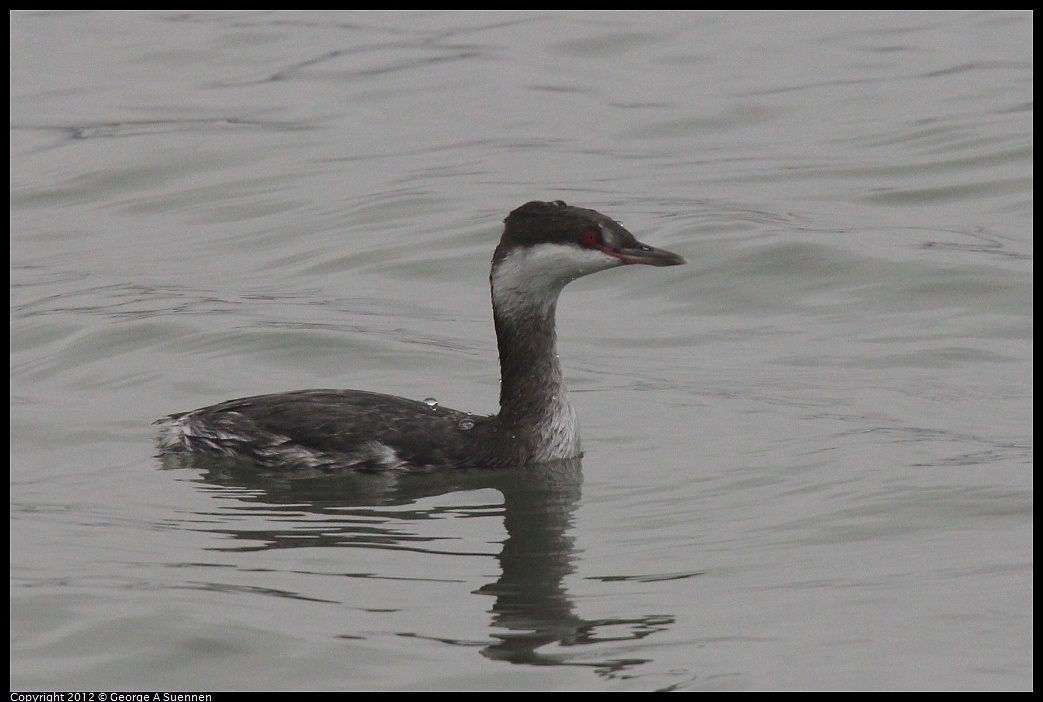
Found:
<box><xmin>156</xmin><ymin>200</ymin><xmax>685</xmax><ymax>471</ymax></box>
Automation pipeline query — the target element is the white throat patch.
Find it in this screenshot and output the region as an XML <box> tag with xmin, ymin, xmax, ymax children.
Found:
<box><xmin>491</xmin><ymin>243</ymin><xmax>620</xmax><ymax>318</ymax></box>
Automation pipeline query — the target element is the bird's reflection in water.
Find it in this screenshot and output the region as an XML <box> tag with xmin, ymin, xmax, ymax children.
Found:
<box><xmin>161</xmin><ymin>453</ymin><xmax>674</xmax><ymax>676</ymax></box>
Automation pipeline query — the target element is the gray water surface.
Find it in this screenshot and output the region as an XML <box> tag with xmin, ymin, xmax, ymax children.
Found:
<box><xmin>10</xmin><ymin>10</ymin><xmax>1032</xmax><ymax>691</ymax></box>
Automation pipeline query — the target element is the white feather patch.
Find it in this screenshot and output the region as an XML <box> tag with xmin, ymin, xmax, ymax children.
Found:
<box><xmin>491</xmin><ymin>244</ymin><xmax>620</xmax><ymax>318</ymax></box>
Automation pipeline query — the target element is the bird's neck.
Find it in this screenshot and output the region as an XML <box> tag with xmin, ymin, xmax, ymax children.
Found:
<box><xmin>490</xmin><ymin>264</ymin><xmax>580</xmax><ymax>460</ymax></box>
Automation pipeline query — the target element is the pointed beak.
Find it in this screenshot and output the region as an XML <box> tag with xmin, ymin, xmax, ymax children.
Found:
<box><xmin>603</xmin><ymin>241</ymin><xmax>687</xmax><ymax>267</ymax></box>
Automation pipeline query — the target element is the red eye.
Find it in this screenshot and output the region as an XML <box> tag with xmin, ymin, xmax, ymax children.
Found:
<box><xmin>579</xmin><ymin>229</ymin><xmax>601</xmax><ymax>247</ymax></box>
